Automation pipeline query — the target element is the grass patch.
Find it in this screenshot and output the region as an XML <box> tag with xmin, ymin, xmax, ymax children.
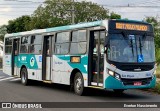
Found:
<box><xmin>156</xmin><ymin>65</ymin><xmax>160</xmax><ymax>78</ymax></box>
<box><xmin>152</xmin><ymin>82</ymin><xmax>160</xmax><ymax>94</ymax></box>
<box><xmin>156</xmin><ymin>74</ymin><xmax>160</xmax><ymax>78</ymax></box>
<box><xmin>141</xmin><ymin>82</ymin><xmax>160</xmax><ymax>94</ymax></box>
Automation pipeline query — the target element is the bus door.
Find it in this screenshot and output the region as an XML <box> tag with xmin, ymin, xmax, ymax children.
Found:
<box><xmin>42</xmin><ymin>35</ymin><xmax>53</xmax><ymax>81</ymax></box>
<box><xmin>12</xmin><ymin>38</ymin><xmax>20</xmax><ymax>76</ymax></box>
<box><xmin>89</xmin><ymin>31</ymin><xmax>105</xmax><ymax>86</ymax></box>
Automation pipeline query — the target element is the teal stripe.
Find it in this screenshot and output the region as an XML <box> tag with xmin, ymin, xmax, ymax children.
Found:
<box><xmin>15</xmin><ymin>54</ymin><xmax>38</xmax><ymax>69</ymax></box>
<box><xmin>105</xmin><ymin>75</ymin><xmax>156</xmax><ymax>89</ymax></box>
<box><xmin>56</xmin><ymin>55</ymin><xmax>88</xmax><ymax>74</ymax></box>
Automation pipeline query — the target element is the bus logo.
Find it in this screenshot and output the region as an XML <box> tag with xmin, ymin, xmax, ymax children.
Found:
<box><xmin>30</xmin><ymin>57</ymin><xmax>35</xmax><ymax>67</ymax></box>
<box><xmin>2</xmin><ymin>103</ymin><xmax>11</xmax><ymax>108</ymax></box>
<box><xmin>21</xmin><ymin>56</ymin><xmax>26</xmax><ymax>61</ymax></box>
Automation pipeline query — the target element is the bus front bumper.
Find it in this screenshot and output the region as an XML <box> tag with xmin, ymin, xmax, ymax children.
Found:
<box><xmin>104</xmin><ymin>75</ymin><xmax>156</xmax><ymax>89</ymax></box>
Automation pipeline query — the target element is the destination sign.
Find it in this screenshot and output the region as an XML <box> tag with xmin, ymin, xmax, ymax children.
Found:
<box><xmin>116</xmin><ymin>23</ymin><xmax>149</xmax><ymax>31</ymax></box>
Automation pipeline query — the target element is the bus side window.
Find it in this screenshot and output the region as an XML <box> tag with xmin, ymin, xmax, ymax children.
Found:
<box><xmin>55</xmin><ymin>44</ymin><xmax>61</xmax><ymax>54</ymax></box>
<box><xmin>70</xmin><ymin>30</ymin><xmax>87</xmax><ymax>54</ymax></box>
<box><xmin>55</xmin><ymin>32</ymin><xmax>70</xmax><ymax>54</ymax></box>
<box><xmin>20</xmin><ymin>45</ymin><xmax>28</xmax><ymax>53</ymax></box>
<box><xmin>14</xmin><ymin>40</ymin><xmax>18</xmax><ymax>55</ymax></box>
<box><xmin>20</xmin><ymin>36</ymin><xmax>30</xmax><ymax>54</ymax></box>
<box><xmin>30</xmin><ymin>35</ymin><xmax>42</xmax><ymax>54</ymax></box>
<box><xmin>5</xmin><ymin>38</ymin><xmax>12</xmax><ymax>54</ymax></box>
<box><xmin>30</xmin><ymin>45</ymin><xmax>35</xmax><ymax>53</ymax></box>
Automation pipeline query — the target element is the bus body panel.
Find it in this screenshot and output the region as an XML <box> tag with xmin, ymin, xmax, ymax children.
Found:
<box><xmin>13</xmin><ymin>54</ymin><xmax>42</xmax><ymax>80</ymax></box>
<box><xmin>3</xmin><ymin>55</ymin><xmax>12</xmax><ymax>76</ymax></box>
<box><xmin>52</xmin><ymin>55</ymin><xmax>88</xmax><ymax>86</ymax></box>
<box><xmin>104</xmin><ymin>61</ymin><xmax>156</xmax><ymax>89</ymax></box>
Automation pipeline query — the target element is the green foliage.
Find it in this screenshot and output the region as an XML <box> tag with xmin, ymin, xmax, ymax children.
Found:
<box><xmin>110</xmin><ymin>12</ymin><xmax>121</xmax><ymax>19</ymax></box>
<box><xmin>6</xmin><ymin>0</ymin><xmax>121</xmax><ymax>32</ymax></box>
<box><xmin>156</xmin><ymin>48</ymin><xmax>160</xmax><ymax>64</ymax></box>
<box><xmin>0</xmin><ymin>25</ymin><xmax>7</xmax><ymax>40</ymax></box>
<box><xmin>74</xmin><ymin>1</ymin><xmax>110</xmax><ymax>23</ymax></box>
<box><xmin>144</xmin><ymin>17</ymin><xmax>160</xmax><ymax>48</ymax></box>
<box><xmin>7</xmin><ymin>15</ymin><xmax>31</xmax><ymax>33</ymax></box>
<box><xmin>27</xmin><ymin>0</ymin><xmax>72</xmax><ymax>30</ymax></box>
<box><xmin>26</xmin><ymin>0</ymin><xmax>121</xmax><ymax>30</ymax></box>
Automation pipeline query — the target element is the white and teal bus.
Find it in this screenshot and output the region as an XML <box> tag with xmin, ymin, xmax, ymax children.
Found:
<box><xmin>3</xmin><ymin>19</ymin><xmax>156</xmax><ymax>95</ymax></box>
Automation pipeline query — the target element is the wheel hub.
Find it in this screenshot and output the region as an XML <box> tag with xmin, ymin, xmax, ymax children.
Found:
<box><xmin>76</xmin><ymin>78</ymin><xmax>82</xmax><ymax>91</ymax></box>
<box><xmin>21</xmin><ymin>71</ymin><xmax>26</xmax><ymax>83</ymax></box>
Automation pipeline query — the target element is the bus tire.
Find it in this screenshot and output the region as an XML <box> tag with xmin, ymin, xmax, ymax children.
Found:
<box><xmin>74</xmin><ymin>72</ymin><xmax>84</xmax><ymax>96</ymax></box>
<box><xmin>20</xmin><ymin>67</ymin><xmax>30</xmax><ymax>86</ymax></box>
<box><xmin>113</xmin><ymin>89</ymin><xmax>125</xmax><ymax>94</ymax></box>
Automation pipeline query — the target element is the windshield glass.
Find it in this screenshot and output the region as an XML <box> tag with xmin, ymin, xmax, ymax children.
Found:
<box><xmin>107</xmin><ymin>34</ymin><xmax>155</xmax><ymax>63</ymax></box>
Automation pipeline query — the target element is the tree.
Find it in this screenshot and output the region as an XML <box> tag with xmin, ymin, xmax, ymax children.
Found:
<box><xmin>74</xmin><ymin>1</ymin><xmax>110</xmax><ymax>23</ymax></box>
<box><xmin>0</xmin><ymin>25</ymin><xmax>7</xmax><ymax>41</ymax></box>
<box><xmin>7</xmin><ymin>15</ymin><xmax>31</xmax><ymax>33</ymax></box>
<box><xmin>144</xmin><ymin>17</ymin><xmax>160</xmax><ymax>64</ymax></box>
<box><xmin>110</xmin><ymin>12</ymin><xmax>121</xmax><ymax>19</ymax></box>
<box><xmin>27</xmin><ymin>0</ymin><xmax>121</xmax><ymax>30</ymax></box>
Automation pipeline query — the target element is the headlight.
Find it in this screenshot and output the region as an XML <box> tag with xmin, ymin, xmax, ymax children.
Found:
<box><xmin>115</xmin><ymin>73</ymin><xmax>121</xmax><ymax>80</ymax></box>
<box><xmin>108</xmin><ymin>69</ymin><xmax>121</xmax><ymax>80</ymax></box>
<box><xmin>108</xmin><ymin>70</ymin><xmax>114</xmax><ymax>76</ymax></box>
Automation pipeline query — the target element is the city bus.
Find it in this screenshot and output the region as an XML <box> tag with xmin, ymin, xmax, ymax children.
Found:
<box><xmin>3</xmin><ymin>19</ymin><xmax>156</xmax><ymax>95</ymax></box>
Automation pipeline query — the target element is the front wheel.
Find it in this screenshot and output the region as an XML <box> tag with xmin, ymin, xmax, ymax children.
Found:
<box><xmin>21</xmin><ymin>67</ymin><xmax>30</xmax><ymax>85</ymax></box>
<box><xmin>74</xmin><ymin>72</ymin><xmax>84</xmax><ymax>96</ymax></box>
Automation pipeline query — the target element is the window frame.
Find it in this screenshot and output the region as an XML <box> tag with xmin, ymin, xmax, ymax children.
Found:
<box><xmin>30</xmin><ymin>35</ymin><xmax>43</xmax><ymax>55</ymax></box>
<box><xmin>70</xmin><ymin>29</ymin><xmax>87</xmax><ymax>55</ymax></box>
<box><xmin>54</xmin><ymin>31</ymin><xmax>70</xmax><ymax>55</ymax></box>
<box><xmin>20</xmin><ymin>36</ymin><xmax>31</xmax><ymax>54</ymax></box>
<box><xmin>4</xmin><ymin>38</ymin><xmax>13</xmax><ymax>54</ymax></box>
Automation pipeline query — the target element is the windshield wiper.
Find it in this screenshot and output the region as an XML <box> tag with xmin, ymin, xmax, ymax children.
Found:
<box><xmin>139</xmin><ymin>37</ymin><xmax>142</xmax><ymax>55</ymax></box>
<box><xmin>121</xmin><ymin>31</ymin><xmax>134</xmax><ymax>57</ymax></box>
<box><xmin>130</xmin><ymin>39</ymin><xmax>134</xmax><ymax>57</ymax></box>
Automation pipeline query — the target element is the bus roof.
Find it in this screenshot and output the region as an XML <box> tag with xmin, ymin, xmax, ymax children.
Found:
<box><xmin>5</xmin><ymin>20</ymin><xmax>105</xmax><ymax>38</ymax></box>
<box><xmin>113</xmin><ymin>19</ymin><xmax>149</xmax><ymax>24</ymax></box>
<box><xmin>5</xmin><ymin>19</ymin><xmax>151</xmax><ymax>38</ymax></box>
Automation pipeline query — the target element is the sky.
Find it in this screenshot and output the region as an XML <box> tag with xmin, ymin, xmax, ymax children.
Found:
<box><xmin>0</xmin><ymin>0</ymin><xmax>160</xmax><ymax>26</ymax></box>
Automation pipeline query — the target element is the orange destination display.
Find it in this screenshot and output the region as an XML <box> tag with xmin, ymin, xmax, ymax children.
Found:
<box><xmin>71</xmin><ymin>56</ymin><xmax>80</xmax><ymax>63</ymax></box>
<box><xmin>116</xmin><ymin>23</ymin><xmax>149</xmax><ymax>31</ymax></box>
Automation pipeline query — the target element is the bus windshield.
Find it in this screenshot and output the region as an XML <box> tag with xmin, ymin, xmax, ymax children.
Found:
<box><xmin>107</xmin><ymin>34</ymin><xmax>155</xmax><ymax>63</ymax></box>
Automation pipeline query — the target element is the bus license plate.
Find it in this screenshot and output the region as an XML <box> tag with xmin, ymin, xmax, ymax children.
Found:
<box><xmin>134</xmin><ymin>82</ymin><xmax>142</xmax><ymax>86</ymax></box>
